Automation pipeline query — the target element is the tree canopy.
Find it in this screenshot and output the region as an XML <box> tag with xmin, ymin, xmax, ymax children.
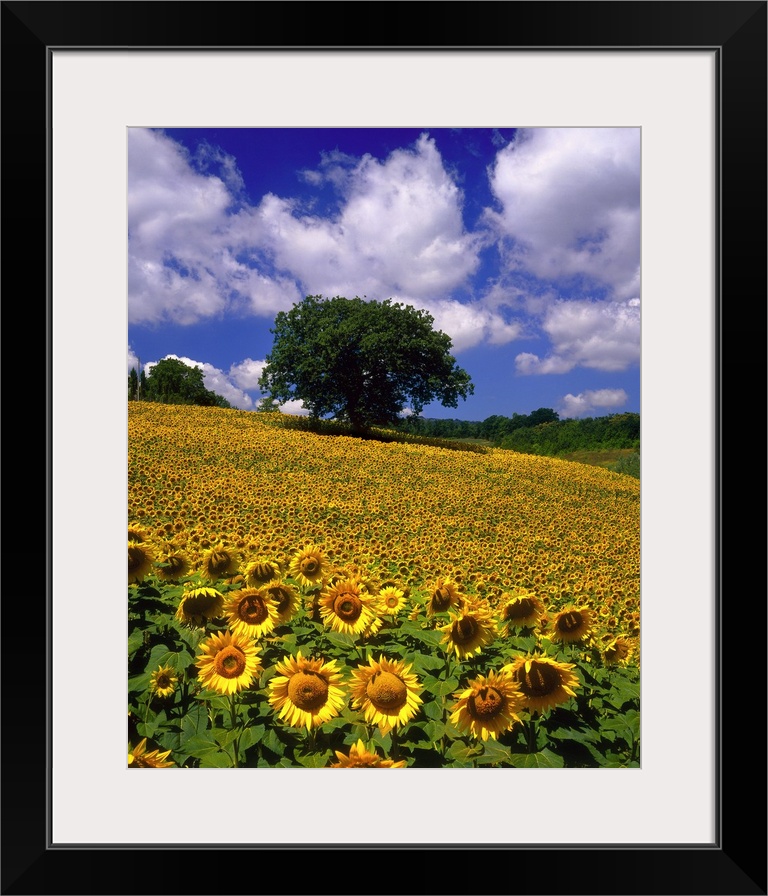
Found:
<box><xmin>133</xmin><ymin>358</ymin><xmax>231</xmax><ymax>408</ymax></box>
<box><xmin>258</xmin><ymin>295</ymin><xmax>474</xmax><ymax>432</ymax></box>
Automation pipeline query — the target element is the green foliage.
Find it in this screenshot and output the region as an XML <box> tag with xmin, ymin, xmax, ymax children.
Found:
<box><xmin>258</xmin><ymin>295</ymin><xmax>474</xmax><ymax>432</ymax></box>
<box><xmin>607</xmin><ymin>451</ymin><xmax>640</xmax><ymax>479</ymax></box>
<box><xmin>140</xmin><ymin>358</ymin><xmax>232</xmax><ymax>408</ymax></box>
<box><xmin>128</xmin><ymin>367</ymin><xmax>138</xmax><ymax>401</ymax></box>
<box><xmin>499</xmin><ymin>413</ymin><xmax>640</xmax><ymax>456</ymax></box>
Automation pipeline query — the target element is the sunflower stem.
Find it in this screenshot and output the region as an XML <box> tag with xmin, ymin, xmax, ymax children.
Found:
<box><xmin>229</xmin><ymin>694</ymin><xmax>241</xmax><ymax>768</ymax></box>
<box><xmin>527</xmin><ymin>716</ymin><xmax>537</xmax><ymax>753</ymax></box>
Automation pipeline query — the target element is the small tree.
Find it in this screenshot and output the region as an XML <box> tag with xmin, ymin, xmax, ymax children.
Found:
<box><xmin>144</xmin><ymin>357</ymin><xmax>231</xmax><ymax>408</ymax></box>
<box><xmin>258</xmin><ymin>295</ymin><xmax>474</xmax><ymax>432</ymax></box>
<box><xmin>128</xmin><ymin>367</ymin><xmax>138</xmax><ymax>401</ymax></box>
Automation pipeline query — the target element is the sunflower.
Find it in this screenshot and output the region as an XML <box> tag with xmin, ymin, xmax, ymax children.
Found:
<box><xmin>261</xmin><ymin>580</ymin><xmax>300</xmax><ymax>625</ymax></box>
<box><xmin>550</xmin><ymin>606</ymin><xmax>594</xmax><ymax>644</ymax></box>
<box><xmin>200</xmin><ymin>544</ymin><xmax>241</xmax><ymax>583</ymax></box>
<box><xmin>502</xmin><ymin>654</ymin><xmax>579</xmax><ymax>714</ymax></box>
<box><xmin>154</xmin><ymin>546</ymin><xmax>191</xmax><ymax>582</ymax></box>
<box><xmin>497</xmin><ymin>591</ymin><xmax>546</xmax><ymax>635</ymax></box>
<box><xmin>268</xmin><ymin>651</ymin><xmax>347</xmax><ymax>731</ymax></box>
<box><xmin>195</xmin><ymin>629</ymin><xmax>262</xmax><ymax>696</ymax></box>
<box><xmin>426</xmin><ymin>579</ymin><xmax>463</xmax><ymax>616</ymax></box>
<box><xmin>330</xmin><ymin>739</ymin><xmax>407</xmax><ymax>768</ymax></box>
<box><xmin>350</xmin><ymin>655</ymin><xmax>422</xmax><ymax>735</ymax></box>
<box><xmin>149</xmin><ymin>664</ymin><xmax>178</xmax><ymax>699</ymax></box>
<box><xmin>244</xmin><ymin>558</ymin><xmax>282</xmax><ymax>588</ymax></box>
<box><xmin>128</xmin><ymin>541</ymin><xmax>155</xmax><ymax>584</ymax></box>
<box><xmin>128</xmin><ymin>738</ymin><xmax>175</xmax><ymax>768</ymax></box>
<box><xmin>439</xmin><ymin>603</ymin><xmax>497</xmax><ymax>660</ymax></box>
<box><xmin>128</xmin><ymin>523</ymin><xmax>148</xmax><ymax>544</ymax></box>
<box><xmin>288</xmin><ymin>544</ymin><xmax>331</xmax><ymax>589</ymax></box>
<box><xmin>449</xmin><ymin>670</ymin><xmax>525</xmax><ymax>741</ymax></box>
<box><xmin>223</xmin><ymin>587</ymin><xmax>279</xmax><ymax>639</ymax></box>
<box><xmin>175</xmin><ymin>586</ymin><xmax>225</xmax><ymax>628</ymax></box>
<box><xmin>319</xmin><ymin>579</ymin><xmax>378</xmax><ymax>636</ymax></box>
<box><xmin>376</xmin><ymin>586</ymin><xmax>407</xmax><ymax>617</ymax></box>
<box><xmin>602</xmin><ymin>635</ymin><xmax>635</xmax><ymax>666</ymax></box>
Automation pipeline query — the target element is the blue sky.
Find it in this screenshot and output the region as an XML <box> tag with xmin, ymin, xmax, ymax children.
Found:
<box><xmin>128</xmin><ymin>127</ymin><xmax>640</xmax><ymax>420</ymax></box>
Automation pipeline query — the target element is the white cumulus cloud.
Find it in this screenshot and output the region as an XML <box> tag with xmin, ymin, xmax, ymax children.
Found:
<box><xmin>558</xmin><ymin>388</ymin><xmax>629</xmax><ymax>418</ymax></box>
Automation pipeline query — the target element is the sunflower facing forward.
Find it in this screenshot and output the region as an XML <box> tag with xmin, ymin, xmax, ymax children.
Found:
<box><xmin>350</xmin><ymin>655</ymin><xmax>423</xmax><ymax>735</ymax></box>
<box><xmin>439</xmin><ymin>601</ymin><xmax>497</xmax><ymax>660</ymax></box>
<box><xmin>268</xmin><ymin>651</ymin><xmax>347</xmax><ymax>731</ymax></box>
<box><xmin>288</xmin><ymin>544</ymin><xmax>331</xmax><ymax>589</ymax></box>
<box><xmin>200</xmin><ymin>544</ymin><xmax>241</xmax><ymax>583</ymax></box>
<box><xmin>319</xmin><ymin>578</ymin><xmax>378</xmax><ymax>636</ymax></box>
<box><xmin>376</xmin><ymin>586</ymin><xmax>408</xmax><ymax>617</ymax></box>
<box><xmin>497</xmin><ymin>591</ymin><xmax>546</xmax><ymax>636</ymax></box>
<box><xmin>330</xmin><ymin>739</ymin><xmax>407</xmax><ymax>768</ymax></box>
<box><xmin>502</xmin><ymin>654</ymin><xmax>579</xmax><ymax>714</ymax></box>
<box><xmin>261</xmin><ymin>580</ymin><xmax>300</xmax><ymax>625</ymax></box>
<box><xmin>550</xmin><ymin>606</ymin><xmax>594</xmax><ymax>644</ymax></box>
<box><xmin>449</xmin><ymin>669</ymin><xmax>525</xmax><ymax>741</ymax></box>
<box><xmin>149</xmin><ymin>664</ymin><xmax>178</xmax><ymax>699</ymax></box>
<box><xmin>195</xmin><ymin>630</ymin><xmax>262</xmax><ymax>696</ymax></box>
<box><xmin>223</xmin><ymin>587</ymin><xmax>279</xmax><ymax>639</ymax></box>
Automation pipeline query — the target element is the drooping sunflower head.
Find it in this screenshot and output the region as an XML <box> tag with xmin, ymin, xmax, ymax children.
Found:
<box><xmin>128</xmin><ymin>523</ymin><xmax>149</xmax><ymax>544</ymax></box>
<box><xmin>439</xmin><ymin>603</ymin><xmax>497</xmax><ymax>660</ymax></box>
<box><xmin>261</xmin><ymin>580</ymin><xmax>300</xmax><ymax>625</ymax></box>
<box><xmin>154</xmin><ymin>546</ymin><xmax>191</xmax><ymax>582</ymax></box>
<box><xmin>502</xmin><ymin>654</ymin><xmax>580</xmax><ymax>714</ymax></box>
<box><xmin>376</xmin><ymin>586</ymin><xmax>408</xmax><ymax>617</ymax></box>
<box><xmin>426</xmin><ymin>579</ymin><xmax>463</xmax><ymax>616</ymax></box>
<box><xmin>175</xmin><ymin>586</ymin><xmax>225</xmax><ymax>628</ymax></box>
<box><xmin>602</xmin><ymin>635</ymin><xmax>635</xmax><ymax>666</ymax></box>
<box><xmin>223</xmin><ymin>587</ymin><xmax>279</xmax><ymax>639</ymax></box>
<box><xmin>128</xmin><ymin>540</ymin><xmax>156</xmax><ymax>585</ymax></box>
<box><xmin>550</xmin><ymin>606</ymin><xmax>594</xmax><ymax>644</ymax></box>
<box><xmin>195</xmin><ymin>629</ymin><xmax>262</xmax><ymax>696</ymax></box>
<box><xmin>268</xmin><ymin>651</ymin><xmax>347</xmax><ymax>731</ymax></box>
<box><xmin>288</xmin><ymin>544</ymin><xmax>331</xmax><ymax>589</ymax></box>
<box><xmin>497</xmin><ymin>591</ymin><xmax>546</xmax><ymax>635</ymax></box>
<box><xmin>330</xmin><ymin>738</ymin><xmax>407</xmax><ymax>768</ymax></box>
<box><xmin>128</xmin><ymin>738</ymin><xmax>175</xmax><ymax>768</ymax></box>
<box><xmin>199</xmin><ymin>544</ymin><xmax>241</xmax><ymax>583</ymax></box>
<box><xmin>449</xmin><ymin>669</ymin><xmax>525</xmax><ymax>741</ymax></box>
<box><xmin>149</xmin><ymin>664</ymin><xmax>178</xmax><ymax>699</ymax></box>
<box><xmin>350</xmin><ymin>654</ymin><xmax>423</xmax><ymax>735</ymax></box>
<box><xmin>244</xmin><ymin>557</ymin><xmax>282</xmax><ymax>588</ymax></box>
<box><xmin>319</xmin><ymin>579</ymin><xmax>377</xmax><ymax>637</ymax></box>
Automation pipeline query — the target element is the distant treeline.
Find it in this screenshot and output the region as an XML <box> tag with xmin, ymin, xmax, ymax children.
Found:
<box><xmin>129</xmin><ymin>359</ymin><xmax>232</xmax><ymax>409</ymax></box>
<box><xmin>396</xmin><ymin>409</ymin><xmax>640</xmax><ymax>455</ymax></box>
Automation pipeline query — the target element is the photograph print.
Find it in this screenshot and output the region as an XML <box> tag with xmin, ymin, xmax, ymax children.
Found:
<box><xmin>127</xmin><ymin>126</ymin><xmax>641</xmax><ymax>771</ymax></box>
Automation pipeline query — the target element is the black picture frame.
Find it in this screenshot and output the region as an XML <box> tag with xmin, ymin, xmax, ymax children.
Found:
<box><xmin>3</xmin><ymin>2</ymin><xmax>765</xmax><ymax>894</ymax></box>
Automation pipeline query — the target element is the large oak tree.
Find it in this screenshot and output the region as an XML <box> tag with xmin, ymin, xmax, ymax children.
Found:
<box><xmin>258</xmin><ymin>295</ymin><xmax>474</xmax><ymax>432</ymax></box>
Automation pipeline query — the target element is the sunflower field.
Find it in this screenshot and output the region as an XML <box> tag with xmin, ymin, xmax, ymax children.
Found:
<box><xmin>128</xmin><ymin>401</ymin><xmax>640</xmax><ymax>769</ymax></box>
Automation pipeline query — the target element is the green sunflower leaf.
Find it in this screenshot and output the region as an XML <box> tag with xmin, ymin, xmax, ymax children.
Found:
<box><xmin>422</xmin><ymin>699</ymin><xmax>445</xmax><ymax>721</ymax></box>
<box><xmin>325</xmin><ymin>631</ymin><xmax>357</xmax><ymax>650</ymax></box>
<box><xmin>295</xmin><ymin>750</ymin><xmax>331</xmax><ymax>768</ymax></box>
<box><xmin>509</xmin><ymin>749</ymin><xmax>565</xmax><ymax>768</ymax></box>
<box><xmin>423</xmin><ymin>720</ymin><xmax>446</xmax><ymax>742</ymax></box>
<box><xmin>446</xmin><ymin>740</ymin><xmax>482</xmax><ymax>763</ymax></box>
<box><xmin>477</xmin><ymin>739</ymin><xmax>512</xmax><ymax>765</ymax></box>
<box><xmin>180</xmin><ymin>733</ymin><xmax>220</xmax><ymax>755</ymax></box>
<box><xmin>199</xmin><ymin>751</ymin><xmax>235</xmax><ymax>768</ymax></box>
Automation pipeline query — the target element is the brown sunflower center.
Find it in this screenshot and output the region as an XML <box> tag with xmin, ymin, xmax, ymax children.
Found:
<box><xmin>505</xmin><ymin>598</ymin><xmax>535</xmax><ymax>620</ymax></box>
<box><xmin>384</xmin><ymin>595</ymin><xmax>399</xmax><ymax>608</ymax></box>
<box><xmin>300</xmin><ymin>556</ymin><xmax>320</xmax><ymax>576</ymax></box>
<box><xmin>333</xmin><ymin>592</ymin><xmax>362</xmax><ymax>621</ymax></box>
<box><xmin>515</xmin><ymin>662</ymin><xmax>561</xmax><ymax>697</ymax></box>
<box><xmin>557</xmin><ymin>611</ymin><xmax>584</xmax><ymax>634</ymax></box>
<box><xmin>156</xmin><ymin>673</ymin><xmax>172</xmax><ymax>688</ymax></box>
<box><xmin>267</xmin><ymin>586</ymin><xmax>291</xmax><ymax>613</ymax></box>
<box><xmin>287</xmin><ymin>671</ymin><xmax>329</xmax><ymax>711</ymax></box>
<box><xmin>128</xmin><ymin>545</ymin><xmax>149</xmax><ymax>573</ymax></box>
<box><xmin>213</xmin><ymin>645</ymin><xmax>247</xmax><ymax>679</ymax></box>
<box><xmin>238</xmin><ymin>594</ymin><xmax>268</xmax><ymax>624</ymax></box>
<box><xmin>431</xmin><ymin>587</ymin><xmax>453</xmax><ymax>611</ymax></box>
<box><xmin>208</xmin><ymin>551</ymin><xmax>233</xmax><ymax>576</ymax></box>
<box><xmin>468</xmin><ymin>686</ymin><xmax>504</xmax><ymax>720</ymax></box>
<box><xmin>366</xmin><ymin>671</ymin><xmax>407</xmax><ymax>712</ymax></box>
<box><xmin>183</xmin><ymin>592</ymin><xmax>221</xmax><ymax>618</ymax></box>
<box><xmin>452</xmin><ymin>616</ymin><xmax>478</xmax><ymax>644</ymax></box>
<box><xmin>252</xmin><ymin>562</ymin><xmax>274</xmax><ymax>581</ymax></box>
